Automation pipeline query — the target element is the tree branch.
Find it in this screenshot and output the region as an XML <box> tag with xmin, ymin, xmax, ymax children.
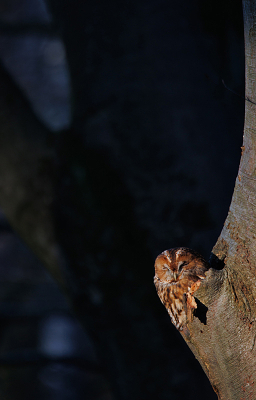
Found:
<box><xmin>167</xmin><ymin>1</ymin><xmax>256</xmax><ymax>398</ymax></box>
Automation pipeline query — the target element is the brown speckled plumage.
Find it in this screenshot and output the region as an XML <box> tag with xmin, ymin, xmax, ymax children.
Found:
<box><xmin>154</xmin><ymin>247</ymin><xmax>209</xmax><ymax>330</ymax></box>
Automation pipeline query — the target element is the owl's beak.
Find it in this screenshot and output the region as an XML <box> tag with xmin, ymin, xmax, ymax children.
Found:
<box><xmin>173</xmin><ymin>272</ymin><xmax>178</xmax><ymax>281</ymax></box>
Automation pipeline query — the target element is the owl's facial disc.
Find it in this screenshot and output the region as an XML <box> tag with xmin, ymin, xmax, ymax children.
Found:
<box><xmin>155</xmin><ymin>254</ymin><xmax>175</xmax><ymax>281</ymax></box>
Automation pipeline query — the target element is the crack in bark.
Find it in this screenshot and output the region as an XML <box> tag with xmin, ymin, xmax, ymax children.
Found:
<box><xmin>250</xmin><ymin>334</ymin><xmax>256</xmax><ymax>351</ymax></box>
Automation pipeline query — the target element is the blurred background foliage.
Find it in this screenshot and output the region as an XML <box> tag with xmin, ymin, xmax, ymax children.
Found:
<box><xmin>0</xmin><ymin>0</ymin><xmax>244</xmax><ymax>399</ymax></box>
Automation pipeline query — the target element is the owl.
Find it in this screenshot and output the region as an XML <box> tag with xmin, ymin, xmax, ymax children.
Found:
<box><xmin>154</xmin><ymin>247</ymin><xmax>209</xmax><ymax>330</ymax></box>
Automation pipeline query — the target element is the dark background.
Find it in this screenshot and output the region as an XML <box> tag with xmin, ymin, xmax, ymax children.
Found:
<box><xmin>0</xmin><ymin>0</ymin><xmax>244</xmax><ymax>399</ymax></box>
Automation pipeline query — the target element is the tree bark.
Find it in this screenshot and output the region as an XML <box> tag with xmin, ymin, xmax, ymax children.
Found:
<box><xmin>177</xmin><ymin>1</ymin><xmax>256</xmax><ymax>398</ymax></box>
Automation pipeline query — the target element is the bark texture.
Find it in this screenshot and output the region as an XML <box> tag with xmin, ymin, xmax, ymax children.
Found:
<box><xmin>179</xmin><ymin>1</ymin><xmax>256</xmax><ymax>398</ymax></box>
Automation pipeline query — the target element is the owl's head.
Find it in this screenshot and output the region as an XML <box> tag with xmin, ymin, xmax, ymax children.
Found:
<box><xmin>154</xmin><ymin>247</ymin><xmax>209</xmax><ymax>283</ymax></box>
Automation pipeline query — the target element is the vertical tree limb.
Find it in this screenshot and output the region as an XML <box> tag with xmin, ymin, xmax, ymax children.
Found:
<box><xmin>173</xmin><ymin>1</ymin><xmax>256</xmax><ymax>398</ymax></box>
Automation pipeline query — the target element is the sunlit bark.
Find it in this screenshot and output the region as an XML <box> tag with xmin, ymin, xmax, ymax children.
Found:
<box><xmin>180</xmin><ymin>1</ymin><xmax>256</xmax><ymax>398</ymax></box>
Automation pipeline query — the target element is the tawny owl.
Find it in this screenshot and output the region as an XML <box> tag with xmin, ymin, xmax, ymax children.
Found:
<box><xmin>154</xmin><ymin>247</ymin><xmax>209</xmax><ymax>330</ymax></box>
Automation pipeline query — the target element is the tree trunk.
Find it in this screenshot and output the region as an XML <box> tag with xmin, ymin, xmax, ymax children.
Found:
<box><xmin>175</xmin><ymin>1</ymin><xmax>256</xmax><ymax>398</ymax></box>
